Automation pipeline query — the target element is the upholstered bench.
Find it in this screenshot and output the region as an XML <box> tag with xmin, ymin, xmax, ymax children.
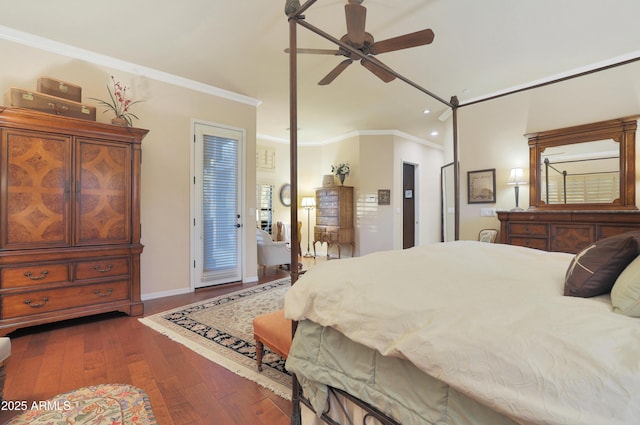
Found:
<box><xmin>253</xmin><ymin>309</ymin><xmax>292</xmax><ymax>372</ymax></box>
<box><xmin>0</xmin><ymin>337</ymin><xmax>10</xmax><ymax>401</ymax></box>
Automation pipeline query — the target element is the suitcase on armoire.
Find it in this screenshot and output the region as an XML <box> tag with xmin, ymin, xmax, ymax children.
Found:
<box><xmin>4</xmin><ymin>87</ymin><xmax>96</xmax><ymax>121</ymax></box>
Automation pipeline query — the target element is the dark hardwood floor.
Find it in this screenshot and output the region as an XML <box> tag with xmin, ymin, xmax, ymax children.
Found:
<box><xmin>0</xmin><ymin>259</ymin><xmax>321</xmax><ymax>425</ymax></box>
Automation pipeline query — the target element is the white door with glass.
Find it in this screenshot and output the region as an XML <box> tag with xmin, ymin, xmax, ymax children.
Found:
<box><xmin>192</xmin><ymin>122</ymin><xmax>244</xmax><ymax>288</ymax></box>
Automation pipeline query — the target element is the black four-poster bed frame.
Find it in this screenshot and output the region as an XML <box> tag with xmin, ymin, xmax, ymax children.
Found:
<box><xmin>285</xmin><ymin>3</ymin><xmax>457</xmax><ymax>423</ymax></box>
<box><xmin>283</xmin><ymin>1</ymin><xmax>640</xmax><ymax>424</ymax></box>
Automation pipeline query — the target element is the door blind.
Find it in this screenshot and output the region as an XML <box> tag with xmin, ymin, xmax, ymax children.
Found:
<box><xmin>202</xmin><ymin>134</ymin><xmax>239</xmax><ymax>275</ymax></box>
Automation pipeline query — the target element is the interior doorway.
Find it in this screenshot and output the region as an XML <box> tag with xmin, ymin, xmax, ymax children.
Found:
<box><xmin>403</xmin><ymin>162</ymin><xmax>417</xmax><ymax>249</ymax></box>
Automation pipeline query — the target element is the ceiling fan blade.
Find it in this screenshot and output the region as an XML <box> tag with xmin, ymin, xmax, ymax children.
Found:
<box><xmin>318</xmin><ymin>59</ymin><xmax>353</xmax><ymax>85</ymax></box>
<box><xmin>345</xmin><ymin>3</ymin><xmax>367</xmax><ymax>47</ymax></box>
<box><xmin>369</xmin><ymin>29</ymin><xmax>435</xmax><ymax>55</ymax></box>
<box><xmin>361</xmin><ymin>58</ymin><xmax>396</xmax><ymax>83</ymax></box>
<box><xmin>284</xmin><ymin>47</ymin><xmax>343</xmax><ymax>55</ymax></box>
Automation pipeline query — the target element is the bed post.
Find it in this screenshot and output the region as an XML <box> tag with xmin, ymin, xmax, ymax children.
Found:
<box><xmin>287</xmin><ymin>2</ymin><xmax>302</xmax><ymax>424</ymax></box>
<box><xmin>288</xmin><ymin>17</ymin><xmax>300</xmax><ymax>284</ymax></box>
<box><xmin>451</xmin><ymin>95</ymin><xmax>460</xmax><ymax>240</ymax></box>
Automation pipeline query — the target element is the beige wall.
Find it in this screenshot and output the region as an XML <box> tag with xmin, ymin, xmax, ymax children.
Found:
<box><xmin>0</xmin><ymin>38</ymin><xmax>259</xmax><ymax>299</ymax></box>
<box><xmin>262</xmin><ymin>133</ymin><xmax>445</xmax><ymax>257</ymax></box>
<box><xmin>7</xmin><ymin>26</ymin><xmax>635</xmax><ymax>299</ymax></box>
<box><xmin>456</xmin><ymin>60</ymin><xmax>640</xmax><ymax>240</ymax></box>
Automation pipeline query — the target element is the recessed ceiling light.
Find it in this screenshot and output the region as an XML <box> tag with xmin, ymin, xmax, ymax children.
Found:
<box><xmin>423</xmin><ymin>109</ymin><xmax>431</xmax><ymax>114</ymax></box>
<box><xmin>431</xmin><ymin>131</ymin><xmax>439</xmax><ymax>136</ymax></box>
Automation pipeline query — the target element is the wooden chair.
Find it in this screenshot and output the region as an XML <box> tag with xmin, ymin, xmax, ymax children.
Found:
<box><xmin>253</xmin><ymin>310</ymin><xmax>292</xmax><ymax>371</ymax></box>
<box><xmin>276</xmin><ymin>221</ymin><xmax>285</xmax><ymax>242</ymax></box>
<box><xmin>275</xmin><ymin>221</ymin><xmax>302</xmax><ymax>256</ymax></box>
<box><xmin>478</xmin><ymin>228</ymin><xmax>498</xmax><ymax>243</ymax></box>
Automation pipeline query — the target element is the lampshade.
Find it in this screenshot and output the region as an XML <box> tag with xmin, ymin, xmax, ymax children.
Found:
<box><xmin>301</xmin><ymin>196</ymin><xmax>315</xmax><ymax>208</ymax></box>
<box><xmin>507</xmin><ymin>168</ymin><xmax>527</xmax><ymax>185</ymax></box>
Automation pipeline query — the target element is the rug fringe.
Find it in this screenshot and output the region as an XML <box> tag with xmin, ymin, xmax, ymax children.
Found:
<box><xmin>138</xmin><ymin>316</ymin><xmax>292</xmax><ymax>400</ymax></box>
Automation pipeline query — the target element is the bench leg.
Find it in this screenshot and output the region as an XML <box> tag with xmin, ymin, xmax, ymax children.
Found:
<box><xmin>256</xmin><ymin>340</ymin><xmax>264</xmax><ymax>372</ymax></box>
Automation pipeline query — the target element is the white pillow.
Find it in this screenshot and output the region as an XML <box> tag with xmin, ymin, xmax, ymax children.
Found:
<box><xmin>611</xmin><ymin>256</ymin><xmax>640</xmax><ymax>317</ymax></box>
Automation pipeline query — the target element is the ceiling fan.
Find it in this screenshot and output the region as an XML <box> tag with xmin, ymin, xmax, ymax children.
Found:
<box><xmin>288</xmin><ymin>0</ymin><xmax>435</xmax><ymax>85</ymax></box>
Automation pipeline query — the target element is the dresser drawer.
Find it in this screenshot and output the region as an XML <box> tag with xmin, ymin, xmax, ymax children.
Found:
<box><xmin>1</xmin><ymin>263</ymin><xmax>69</xmax><ymax>289</ymax></box>
<box><xmin>317</xmin><ymin>188</ymin><xmax>339</xmax><ymax>198</ymax></box>
<box><xmin>75</xmin><ymin>258</ymin><xmax>129</xmax><ymax>280</ymax></box>
<box><xmin>508</xmin><ymin>237</ymin><xmax>548</xmax><ymax>251</ymax></box>
<box><xmin>317</xmin><ymin>216</ymin><xmax>339</xmax><ymax>226</ymax></box>
<box><xmin>508</xmin><ymin>223</ymin><xmax>548</xmax><ymax>237</ymax></box>
<box><xmin>599</xmin><ymin>225</ymin><xmax>640</xmax><ymax>240</ymax></box>
<box><xmin>317</xmin><ymin>208</ymin><xmax>338</xmax><ymax>217</ymax></box>
<box><xmin>1</xmin><ymin>280</ymin><xmax>129</xmax><ymax>319</ymax></box>
<box><xmin>317</xmin><ymin>200</ymin><xmax>338</xmax><ymax>209</ymax></box>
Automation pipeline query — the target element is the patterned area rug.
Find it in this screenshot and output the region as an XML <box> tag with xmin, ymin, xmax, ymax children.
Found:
<box><xmin>6</xmin><ymin>383</ymin><xmax>156</xmax><ymax>424</ymax></box>
<box><xmin>139</xmin><ymin>278</ymin><xmax>292</xmax><ymax>399</ymax></box>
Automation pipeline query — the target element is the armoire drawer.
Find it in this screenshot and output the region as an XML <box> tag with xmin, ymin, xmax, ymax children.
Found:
<box><xmin>75</xmin><ymin>258</ymin><xmax>129</xmax><ymax>280</ymax></box>
<box><xmin>1</xmin><ymin>280</ymin><xmax>129</xmax><ymax>319</ymax></box>
<box><xmin>1</xmin><ymin>263</ymin><xmax>69</xmax><ymax>289</ymax></box>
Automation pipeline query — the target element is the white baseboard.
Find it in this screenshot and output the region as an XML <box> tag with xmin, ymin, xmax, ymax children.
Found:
<box><xmin>141</xmin><ymin>287</ymin><xmax>192</xmax><ymax>301</ymax></box>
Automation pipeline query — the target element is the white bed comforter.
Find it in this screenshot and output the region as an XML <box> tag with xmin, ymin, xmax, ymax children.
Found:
<box><xmin>285</xmin><ymin>241</ymin><xmax>640</xmax><ymax>425</ymax></box>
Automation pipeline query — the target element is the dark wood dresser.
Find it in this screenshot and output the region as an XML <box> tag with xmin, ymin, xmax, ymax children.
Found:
<box><xmin>497</xmin><ymin>210</ymin><xmax>640</xmax><ymax>254</ymax></box>
<box><xmin>313</xmin><ymin>186</ymin><xmax>354</xmax><ymax>258</ymax></box>
<box><xmin>0</xmin><ymin>107</ymin><xmax>148</xmax><ymax>335</ymax></box>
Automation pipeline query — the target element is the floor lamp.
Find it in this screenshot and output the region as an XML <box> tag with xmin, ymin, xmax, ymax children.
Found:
<box><xmin>301</xmin><ymin>196</ymin><xmax>315</xmax><ymax>258</ymax></box>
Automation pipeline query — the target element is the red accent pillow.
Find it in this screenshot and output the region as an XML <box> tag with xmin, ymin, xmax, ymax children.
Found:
<box><xmin>564</xmin><ymin>234</ymin><xmax>639</xmax><ymax>298</ymax></box>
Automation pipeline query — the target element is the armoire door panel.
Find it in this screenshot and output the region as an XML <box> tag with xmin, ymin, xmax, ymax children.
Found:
<box><xmin>76</xmin><ymin>140</ymin><xmax>131</xmax><ymax>245</ymax></box>
<box><xmin>2</xmin><ymin>130</ymin><xmax>71</xmax><ymax>249</ymax></box>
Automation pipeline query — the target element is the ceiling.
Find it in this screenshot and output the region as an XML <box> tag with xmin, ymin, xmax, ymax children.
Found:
<box><xmin>1</xmin><ymin>0</ymin><xmax>639</xmax><ymax>145</ymax></box>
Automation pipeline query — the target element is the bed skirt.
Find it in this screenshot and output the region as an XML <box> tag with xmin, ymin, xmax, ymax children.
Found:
<box><xmin>287</xmin><ymin>320</ymin><xmax>519</xmax><ymax>425</ymax></box>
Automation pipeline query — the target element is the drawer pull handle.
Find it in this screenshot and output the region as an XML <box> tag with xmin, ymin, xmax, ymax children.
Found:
<box><xmin>24</xmin><ymin>297</ymin><xmax>49</xmax><ymax>308</ymax></box>
<box><xmin>24</xmin><ymin>270</ymin><xmax>49</xmax><ymax>280</ymax></box>
<box><xmin>92</xmin><ymin>264</ymin><xmax>113</xmax><ymax>273</ymax></box>
<box><xmin>94</xmin><ymin>288</ymin><xmax>113</xmax><ymax>298</ymax></box>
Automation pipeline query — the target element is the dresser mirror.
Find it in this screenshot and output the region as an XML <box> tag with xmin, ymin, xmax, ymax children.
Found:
<box><xmin>527</xmin><ymin>117</ymin><xmax>638</xmax><ymax>210</ymax></box>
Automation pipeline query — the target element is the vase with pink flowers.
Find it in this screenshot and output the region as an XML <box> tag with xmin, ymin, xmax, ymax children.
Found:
<box><xmin>89</xmin><ymin>76</ymin><xmax>141</xmax><ymax>126</ymax></box>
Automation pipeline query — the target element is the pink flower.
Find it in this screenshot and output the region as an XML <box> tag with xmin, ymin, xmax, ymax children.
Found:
<box><xmin>89</xmin><ymin>75</ymin><xmax>142</xmax><ymax>126</ymax></box>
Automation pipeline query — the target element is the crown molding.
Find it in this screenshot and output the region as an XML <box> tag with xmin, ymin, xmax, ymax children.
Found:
<box><xmin>258</xmin><ymin>129</ymin><xmax>444</xmax><ymax>150</ymax></box>
<box><xmin>0</xmin><ymin>25</ymin><xmax>261</xmax><ymax>107</ymax></box>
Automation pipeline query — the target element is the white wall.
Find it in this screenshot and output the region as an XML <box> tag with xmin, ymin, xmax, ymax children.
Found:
<box><xmin>0</xmin><ymin>38</ymin><xmax>259</xmax><ymax>299</ymax></box>
<box><xmin>456</xmin><ymin>60</ymin><xmax>640</xmax><ymax>240</ymax></box>
<box><xmin>393</xmin><ymin>135</ymin><xmax>445</xmax><ymax>249</ymax></box>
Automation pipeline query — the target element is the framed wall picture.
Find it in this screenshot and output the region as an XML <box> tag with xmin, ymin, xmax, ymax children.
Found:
<box><xmin>378</xmin><ymin>189</ymin><xmax>390</xmax><ymax>205</ymax></box>
<box><xmin>467</xmin><ymin>168</ymin><xmax>496</xmax><ymax>204</ymax></box>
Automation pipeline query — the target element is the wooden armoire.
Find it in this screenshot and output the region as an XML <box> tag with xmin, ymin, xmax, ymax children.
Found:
<box><xmin>0</xmin><ymin>107</ymin><xmax>148</xmax><ymax>336</ymax></box>
<box><xmin>313</xmin><ymin>186</ymin><xmax>354</xmax><ymax>258</ymax></box>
